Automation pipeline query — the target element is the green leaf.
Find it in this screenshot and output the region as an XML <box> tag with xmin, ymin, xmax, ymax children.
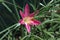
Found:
<box><xmin>48</xmin><ymin>37</ymin><xmax>56</xmax><ymax>40</ymax></box>
<box><xmin>0</xmin><ymin>16</ymin><xmax>7</xmax><ymax>26</ymax></box>
<box><xmin>43</xmin><ymin>30</ymin><xmax>54</xmax><ymax>38</ymax></box>
<box><xmin>0</xmin><ymin>0</ymin><xmax>4</xmax><ymax>2</ymax></box>
<box><xmin>57</xmin><ymin>38</ymin><xmax>60</xmax><ymax>40</ymax></box>
<box><xmin>0</xmin><ymin>23</ymin><xmax>18</xmax><ymax>34</ymax></box>
<box><xmin>2</xmin><ymin>2</ymin><xmax>18</xmax><ymax>22</ymax></box>
<box><xmin>29</xmin><ymin>3</ymin><xmax>36</xmax><ymax>10</ymax></box>
<box><xmin>48</xmin><ymin>24</ymin><xmax>58</xmax><ymax>31</ymax></box>
<box><xmin>21</xmin><ymin>35</ymin><xmax>43</xmax><ymax>40</ymax></box>
<box><xmin>0</xmin><ymin>23</ymin><xmax>20</xmax><ymax>40</ymax></box>
<box><xmin>2</xmin><ymin>2</ymin><xmax>13</xmax><ymax>13</ymax></box>
<box><xmin>13</xmin><ymin>0</ymin><xmax>20</xmax><ymax>20</ymax></box>
<box><xmin>0</xmin><ymin>30</ymin><xmax>11</xmax><ymax>40</ymax></box>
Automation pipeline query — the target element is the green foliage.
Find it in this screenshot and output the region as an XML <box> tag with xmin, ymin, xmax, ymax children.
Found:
<box><xmin>0</xmin><ymin>0</ymin><xmax>4</xmax><ymax>2</ymax></box>
<box><xmin>0</xmin><ymin>0</ymin><xmax>60</xmax><ymax>40</ymax></box>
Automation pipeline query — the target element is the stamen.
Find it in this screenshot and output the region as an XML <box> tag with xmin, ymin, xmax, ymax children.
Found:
<box><xmin>23</xmin><ymin>17</ymin><xmax>33</xmax><ymax>24</ymax></box>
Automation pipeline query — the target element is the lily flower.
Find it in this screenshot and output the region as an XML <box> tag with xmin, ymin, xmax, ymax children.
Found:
<box><xmin>19</xmin><ymin>4</ymin><xmax>41</xmax><ymax>33</ymax></box>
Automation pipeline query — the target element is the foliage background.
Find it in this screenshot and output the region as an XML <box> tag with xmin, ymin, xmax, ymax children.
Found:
<box><xmin>0</xmin><ymin>0</ymin><xmax>60</xmax><ymax>40</ymax></box>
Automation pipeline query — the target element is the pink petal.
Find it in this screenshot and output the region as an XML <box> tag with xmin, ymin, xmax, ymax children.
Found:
<box><xmin>25</xmin><ymin>24</ymin><xmax>30</xmax><ymax>33</ymax></box>
<box><xmin>20</xmin><ymin>10</ymin><xmax>25</xmax><ymax>18</ymax></box>
<box><xmin>19</xmin><ymin>19</ymin><xmax>24</xmax><ymax>24</ymax></box>
<box><xmin>31</xmin><ymin>20</ymin><xmax>41</xmax><ymax>25</ymax></box>
<box><xmin>29</xmin><ymin>12</ymin><xmax>35</xmax><ymax>17</ymax></box>
<box><xmin>29</xmin><ymin>10</ymin><xmax>39</xmax><ymax>17</ymax></box>
<box><xmin>24</xmin><ymin>4</ymin><xmax>30</xmax><ymax>16</ymax></box>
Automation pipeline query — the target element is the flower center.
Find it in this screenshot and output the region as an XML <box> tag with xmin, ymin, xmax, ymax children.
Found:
<box><xmin>23</xmin><ymin>17</ymin><xmax>33</xmax><ymax>24</ymax></box>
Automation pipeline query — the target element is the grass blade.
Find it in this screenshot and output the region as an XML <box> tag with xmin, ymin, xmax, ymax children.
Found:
<box><xmin>13</xmin><ymin>0</ymin><xmax>20</xmax><ymax>20</ymax></box>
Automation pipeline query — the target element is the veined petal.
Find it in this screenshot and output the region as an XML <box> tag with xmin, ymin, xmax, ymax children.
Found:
<box><xmin>20</xmin><ymin>10</ymin><xmax>25</xmax><ymax>18</ymax></box>
<box><xmin>24</xmin><ymin>4</ymin><xmax>30</xmax><ymax>16</ymax></box>
<box><xmin>25</xmin><ymin>24</ymin><xmax>30</xmax><ymax>33</ymax></box>
<box><xmin>31</xmin><ymin>20</ymin><xmax>41</xmax><ymax>25</ymax></box>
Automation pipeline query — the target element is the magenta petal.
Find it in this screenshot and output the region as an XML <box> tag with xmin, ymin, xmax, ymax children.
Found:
<box><xmin>20</xmin><ymin>10</ymin><xmax>25</xmax><ymax>18</ymax></box>
<box><xmin>34</xmin><ymin>10</ymin><xmax>39</xmax><ymax>15</ymax></box>
<box><xmin>31</xmin><ymin>20</ymin><xmax>41</xmax><ymax>25</ymax></box>
<box><xmin>25</xmin><ymin>24</ymin><xmax>30</xmax><ymax>33</ymax></box>
<box><xmin>24</xmin><ymin>4</ymin><xmax>30</xmax><ymax>16</ymax></box>
<box><xmin>29</xmin><ymin>12</ymin><xmax>35</xmax><ymax>17</ymax></box>
<box><xmin>30</xmin><ymin>10</ymin><xmax>39</xmax><ymax>17</ymax></box>
<box><xmin>19</xmin><ymin>19</ymin><xmax>24</xmax><ymax>24</ymax></box>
